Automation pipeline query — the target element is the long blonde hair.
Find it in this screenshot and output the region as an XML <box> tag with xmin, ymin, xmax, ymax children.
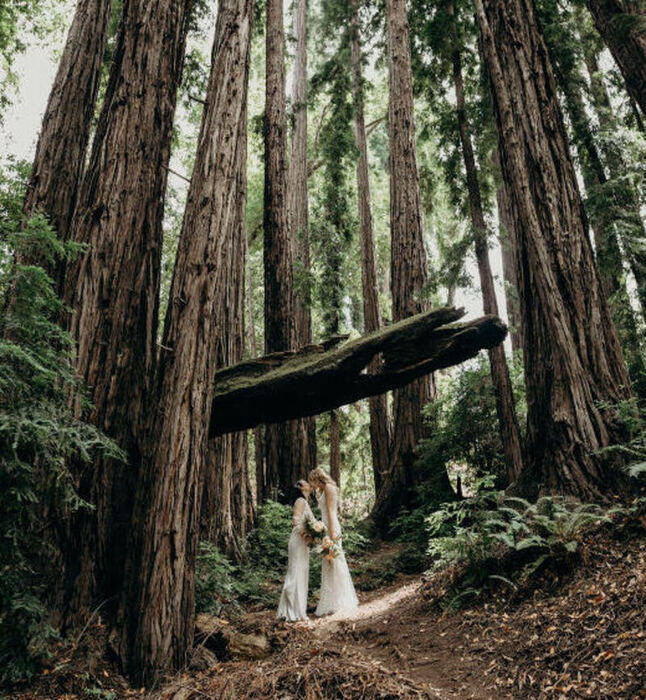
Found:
<box><xmin>308</xmin><ymin>467</ymin><xmax>336</xmax><ymax>491</ymax></box>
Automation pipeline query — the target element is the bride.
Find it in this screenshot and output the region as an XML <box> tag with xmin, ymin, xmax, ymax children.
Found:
<box><xmin>309</xmin><ymin>467</ymin><xmax>359</xmax><ymax>616</ymax></box>
<box><xmin>277</xmin><ymin>479</ymin><xmax>314</xmax><ymax>621</ymax></box>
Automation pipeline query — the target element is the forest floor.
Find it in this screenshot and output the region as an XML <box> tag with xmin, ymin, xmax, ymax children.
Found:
<box><xmin>8</xmin><ymin>530</ymin><xmax>645</xmax><ymax>700</ymax></box>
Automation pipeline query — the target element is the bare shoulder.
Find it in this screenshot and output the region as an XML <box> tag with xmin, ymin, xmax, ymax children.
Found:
<box><xmin>324</xmin><ymin>483</ymin><xmax>337</xmax><ymax>498</ymax></box>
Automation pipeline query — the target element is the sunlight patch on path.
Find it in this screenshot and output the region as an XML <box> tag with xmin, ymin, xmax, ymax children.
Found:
<box><xmin>312</xmin><ymin>581</ymin><xmax>421</xmax><ymax>633</ymax></box>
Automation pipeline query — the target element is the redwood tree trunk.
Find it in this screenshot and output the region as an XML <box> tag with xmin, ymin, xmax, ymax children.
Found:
<box><xmin>23</xmin><ymin>0</ymin><xmax>112</xmax><ymax>270</ymax></box>
<box><xmin>329</xmin><ymin>410</ymin><xmax>341</xmax><ymax>485</ymax></box>
<box><xmin>247</xmin><ymin>260</ymin><xmax>265</xmax><ymax>504</ymax></box>
<box><xmin>450</xmin><ymin>20</ymin><xmax>523</xmax><ymax>484</ymax></box>
<box><xmin>495</xmin><ymin>156</ymin><xmax>523</xmax><ymax>354</ymax></box>
<box><xmin>62</xmin><ymin>0</ymin><xmax>191</xmax><ymax>618</ymax></box>
<box><xmin>118</xmin><ymin>0</ymin><xmax>253</xmax><ymax>682</ymax></box>
<box><xmin>373</xmin><ymin>0</ymin><xmax>451</xmax><ymax>528</ymax></box>
<box><xmin>586</xmin><ymin>0</ymin><xmax>646</xmax><ymax>117</ymax></box>
<box><xmin>201</xmin><ymin>111</ymin><xmax>253</xmax><ymax>558</ymax></box>
<box><xmin>264</xmin><ymin>0</ymin><xmax>301</xmax><ymax>502</ymax></box>
<box><xmin>475</xmin><ymin>0</ymin><xmax>632</xmax><ymax>499</ymax></box>
<box><xmin>583</xmin><ymin>43</ymin><xmax>646</xmax><ymax>319</ymax></box>
<box><xmin>350</xmin><ymin>0</ymin><xmax>391</xmax><ymax>495</ymax></box>
<box><xmin>556</xmin><ymin>70</ymin><xmax>646</xmax><ymax>395</ymax></box>
<box><xmin>231</xmin><ymin>131</ymin><xmax>255</xmax><ymax>539</ymax></box>
<box><xmin>288</xmin><ymin>0</ymin><xmax>317</xmax><ymax>479</ymax></box>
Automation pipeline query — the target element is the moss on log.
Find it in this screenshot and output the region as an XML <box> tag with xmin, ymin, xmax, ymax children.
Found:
<box><xmin>209</xmin><ymin>307</ymin><xmax>507</xmax><ymax>437</ymax></box>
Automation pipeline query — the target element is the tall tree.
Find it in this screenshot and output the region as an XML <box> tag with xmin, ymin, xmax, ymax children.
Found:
<box><xmin>580</xmin><ymin>23</ymin><xmax>646</xmax><ymax>318</ymax></box>
<box><xmin>350</xmin><ymin>0</ymin><xmax>391</xmax><ymax>494</ymax></box>
<box><xmin>262</xmin><ymin>0</ymin><xmax>300</xmax><ymax>502</ymax></box>
<box><xmin>537</xmin><ymin>0</ymin><xmax>646</xmax><ymax>395</ymax></box>
<box><xmin>230</xmin><ymin>141</ymin><xmax>255</xmax><ymax>542</ymax></box>
<box><xmin>475</xmin><ymin>0</ymin><xmax>632</xmax><ymax>499</ymax></box>
<box><xmin>494</xmin><ymin>152</ymin><xmax>523</xmax><ymax>354</ymax></box>
<box><xmin>310</xmin><ymin>49</ymin><xmax>355</xmax><ymax>491</ymax></box>
<box><xmin>288</xmin><ymin>0</ymin><xmax>317</xmax><ymax>480</ymax></box>
<box><xmin>118</xmin><ymin>0</ymin><xmax>254</xmax><ymax>681</ymax></box>
<box><xmin>586</xmin><ymin>0</ymin><xmax>646</xmax><ymax>117</ymax></box>
<box><xmin>23</xmin><ymin>0</ymin><xmax>112</xmax><ymax>271</ymax></box>
<box><xmin>449</xmin><ymin>2</ymin><xmax>523</xmax><ymax>483</ymax></box>
<box><xmin>373</xmin><ymin>0</ymin><xmax>452</xmax><ymax>527</ymax></box>
<box><xmin>62</xmin><ymin>0</ymin><xmax>192</xmax><ymax>617</ymax></box>
<box><xmin>200</xmin><ymin>113</ymin><xmax>252</xmax><ymax>559</ymax></box>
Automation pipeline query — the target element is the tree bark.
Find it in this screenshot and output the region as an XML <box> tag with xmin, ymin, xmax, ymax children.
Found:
<box><xmin>475</xmin><ymin>0</ymin><xmax>632</xmax><ymax>500</ymax></box>
<box><xmin>554</xmin><ymin>61</ymin><xmax>646</xmax><ymax>395</ymax></box>
<box><xmin>62</xmin><ymin>0</ymin><xmax>191</xmax><ymax>619</ymax></box>
<box><xmin>329</xmin><ymin>410</ymin><xmax>341</xmax><ymax>485</ymax></box>
<box><xmin>231</xmin><ymin>128</ymin><xmax>255</xmax><ymax>541</ymax></box>
<box><xmin>582</xmin><ymin>42</ymin><xmax>646</xmax><ymax>319</ymax></box>
<box><xmin>246</xmin><ymin>257</ymin><xmax>265</xmax><ymax>504</ymax></box>
<box><xmin>350</xmin><ymin>0</ymin><xmax>391</xmax><ymax>495</ymax></box>
<box><xmin>200</xmin><ymin>111</ymin><xmax>252</xmax><ymax>559</ymax></box>
<box><xmin>287</xmin><ymin>0</ymin><xmax>317</xmax><ymax>480</ymax></box>
<box><xmin>494</xmin><ymin>152</ymin><xmax>523</xmax><ymax>354</ymax></box>
<box><xmin>450</xmin><ymin>13</ymin><xmax>523</xmax><ymax>484</ymax></box>
<box><xmin>373</xmin><ymin>0</ymin><xmax>451</xmax><ymax>527</ymax></box>
<box><xmin>22</xmin><ymin>0</ymin><xmax>112</xmax><ymax>280</ymax></box>
<box><xmin>209</xmin><ymin>307</ymin><xmax>507</xmax><ymax>437</ymax></box>
<box><xmin>264</xmin><ymin>0</ymin><xmax>301</xmax><ymax>503</ymax></box>
<box><xmin>586</xmin><ymin>0</ymin><xmax>646</xmax><ymax>117</ymax></box>
<box><xmin>118</xmin><ymin>0</ymin><xmax>253</xmax><ymax>682</ymax></box>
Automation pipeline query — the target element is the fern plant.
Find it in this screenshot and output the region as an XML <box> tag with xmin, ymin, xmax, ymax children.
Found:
<box><xmin>0</xmin><ymin>163</ymin><xmax>122</xmax><ymax>686</ymax></box>
<box><xmin>426</xmin><ymin>491</ymin><xmax>614</xmax><ymax>603</ymax></box>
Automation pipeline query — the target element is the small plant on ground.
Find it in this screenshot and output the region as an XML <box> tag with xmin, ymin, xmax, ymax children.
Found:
<box><xmin>424</xmin><ymin>491</ymin><xmax>616</xmax><ymax>607</ymax></box>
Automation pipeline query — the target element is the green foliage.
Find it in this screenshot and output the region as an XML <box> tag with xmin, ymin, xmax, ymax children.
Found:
<box><xmin>196</xmin><ymin>501</ymin><xmax>309</xmax><ymax>610</ymax></box>
<box><xmin>425</xmin><ymin>492</ymin><xmax>614</xmax><ymax>606</ymax></box>
<box><xmin>0</xmin><ymin>163</ymin><xmax>122</xmax><ymax>686</ymax></box>
<box><xmin>0</xmin><ymin>0</ymin><xmax>62</xmax><ymax>119</ymax></box>
<box><xmin>195</xmin><ymin>541</ymin><xmax>241</xmax><ymax>616</ymax></box>
<box><xmin>416</xmin><ymin>355</ymin><xmax>526</xmax><ymax>492</ymax></box>
<box><xmin>597</xmin><ymin>397</ymin><xmax>646</xmax><ymax>481</ymax></box>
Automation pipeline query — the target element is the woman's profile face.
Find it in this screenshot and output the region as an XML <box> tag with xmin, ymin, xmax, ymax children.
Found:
<box><xmin>297</xmin><ymin>479</ymin><xmax>312</xmax><ymax>496</ymax></box>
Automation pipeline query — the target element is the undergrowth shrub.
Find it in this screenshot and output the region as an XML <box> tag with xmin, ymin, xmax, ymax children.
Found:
<box><xmin>416</xmin><ymin>356</ymin><xmax>526</xmax><ymax>491</ymax></box>
<box><xmin>424</xmin><ymin>492</ymin><xmax>617</xmax><ymax>608</ymax></box>
<box><xmin>0</xmin><ymin>162</ymin><xmax>122</xmax><ymax>686</ymax></box>
<box><xmin>195</xmin><ymin>541</ymin><xmax>241</xmax><ymax>616</ymax></box>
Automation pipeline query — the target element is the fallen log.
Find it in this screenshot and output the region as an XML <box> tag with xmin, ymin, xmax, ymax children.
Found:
<box><xmin>209</xmin><ymin>307</ymin><xmax>506</xmax><ymax>437</ymax></box>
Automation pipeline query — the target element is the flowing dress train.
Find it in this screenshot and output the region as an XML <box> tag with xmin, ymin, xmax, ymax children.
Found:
<box><xmin>315</xmin><ymin>486</ymin><xmax>359</xmax><ymax>616</ymax></box>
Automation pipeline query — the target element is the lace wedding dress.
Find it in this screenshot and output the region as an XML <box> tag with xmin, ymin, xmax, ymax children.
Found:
<box><xmin>315</xmin><ymin>485</ymin><xmax>359</xmax><ymax>616</ymax></box>
<box><xmin>277</xmin><ymin>497</ymin><xmax>313</xmax><ymax>621</ymax></box>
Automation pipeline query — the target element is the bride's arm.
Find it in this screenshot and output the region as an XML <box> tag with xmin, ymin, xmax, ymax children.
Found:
<box><xmin>324</xmin><ymin>484</ymin><xmax>338</xmax><ymax>538</ymax></box>
<box><xmin>292</xmin><ymin>498</ymin><xmax>305</xmax><ymax>527</ymax></box>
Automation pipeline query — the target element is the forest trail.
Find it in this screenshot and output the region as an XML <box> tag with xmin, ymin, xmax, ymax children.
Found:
<box><xmin>158</xmin><ymin>531</ymin><xmax>643</xmax><ymax>699</ymax></box>
<box><xmin>305</xmin><ymin>578</ymin><xmax>497</xmax><ymax>700</ymax></box>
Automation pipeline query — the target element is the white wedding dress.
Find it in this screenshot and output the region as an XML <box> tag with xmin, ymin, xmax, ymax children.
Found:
<box><xmin>277</xmin><ymin>497</ymin><xmax>313</xmax><ymax>621</ymax></box>
<box><xmin>315</xmin><ymin>485</ymin><xmax>359</xmax><ymax>616</ymax></box>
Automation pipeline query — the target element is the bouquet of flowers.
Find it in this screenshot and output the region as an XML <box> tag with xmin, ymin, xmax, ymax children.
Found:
<box><xmin>303</xmin><ymin>516</ymin><xmax>327</xmax><ymax>543</ymax></box>
<box><xmin>319</xmin><ymin>535</ymin><xmax>342</xmax><ymax>562</ymax></box>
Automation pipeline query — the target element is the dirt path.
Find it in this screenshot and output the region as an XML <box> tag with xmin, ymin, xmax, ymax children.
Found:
<box><xmin>306</xmin><ymin>578</ymin><xmax>502</xmax><ymax>700</ymax></box>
